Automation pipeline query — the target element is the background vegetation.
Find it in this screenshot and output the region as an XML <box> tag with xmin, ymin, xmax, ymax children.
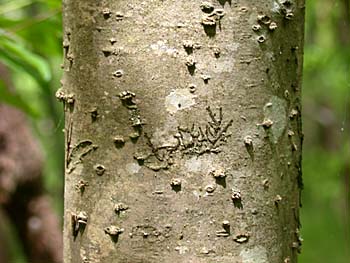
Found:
<box><xmin>0</xmin><ymin>0</ymin><xmax>349</xmax><ymax>262</ymax></box>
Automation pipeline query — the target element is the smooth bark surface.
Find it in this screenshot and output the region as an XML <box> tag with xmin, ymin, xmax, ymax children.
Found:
<box><xmin>61</xmin><ymin>1</ymin><xmax>304</xmax><ymax>262</ymax></box>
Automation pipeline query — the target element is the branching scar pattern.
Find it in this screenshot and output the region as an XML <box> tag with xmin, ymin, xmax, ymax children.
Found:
<box><xmin>134</xmin><ymin>106</ymin><xmax>233</xmax><ymax>171</ymax></box>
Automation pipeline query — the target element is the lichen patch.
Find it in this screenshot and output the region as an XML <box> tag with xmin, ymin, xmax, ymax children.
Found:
<box><xmin>165</xmin><ymin>89</ymin><xmax>196</xmax><ymax>114</ymax></box>
<box><xmin>263</xmin><ymin>96</ymin><xmax>287</xmax><ymax>143</ymax></box>
<box><xmin>240</xmin><ymin>246</ymin><xmax>268</xmax><ymax>263</ymax></box>
<box><xmin>149</xmin><ymin>40</ymin><xmax>179</xmax><ymax>57</ymax></box>
<box><xmin>126</xmin><ymin>162</ymin><xmax>141</xmax><ymax>174</ymax></box>
<box><xmin>185</xmin><ymin>155</ymin><xmax>214</xmax><ymax>173</ymax></box>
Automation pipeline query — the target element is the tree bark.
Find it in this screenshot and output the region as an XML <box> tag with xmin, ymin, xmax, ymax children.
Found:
<box><xmin>61</xmin><ymin>1</ymin><xmax>304</xmax><ymax>262</ymax></box>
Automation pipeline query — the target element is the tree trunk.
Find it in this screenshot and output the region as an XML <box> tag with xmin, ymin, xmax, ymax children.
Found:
<box><xmin>61</xmin><ymin>1</ymin><xmax>304</xmax><ymax>262</ymax></box>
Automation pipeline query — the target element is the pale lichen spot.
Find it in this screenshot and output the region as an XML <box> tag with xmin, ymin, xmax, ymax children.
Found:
<box><xmin>126</xmin><ymin>162</ymin><xmax>141</xmax><ymax>174</ymax></box>
<box><xmin>185</xmin><ymin>157</ymin><xmax>203</xmax><ymax>173</ymax></box>
<box><xmin>227</xmin><ymin>43</ymin><xmax>240</xmax><ymax>52</ymax></box>
<box><xmin>202</xmin><ymin>43</ymin><xmax>239</xmax><ymax>74</ymax></box>
<box><xmin>192</xmin><ymin>190</ymin><xmax>201</xmax><ymax>200</ymax></box>
<box><xmin>165</xmin><ymin>89</ymin><xmax>196</xmax><ymax>114</ymax></box>
<box><xmin>240</xmin><ymin>246</ymin><xmax>268</xmax><ymax>263</ymax></box>
<box><xmin>185</xmin><ymin>155</ymin><xmax>215</xmax><ymax>173</ymax></box>
<box><xmin>211</xmin><ymin>58</ymin><xmax>235</xmax><ymax>73</ymax></box>
<box><xmin>263</xmin><ymin>96</ymin><xmax>287</xmax><ymax>143</ymax></box>
<box><xmin>174</xmin><ymin>246</ymin><xmax>189</xmax><ymax>255</ymax></box>
<box><xmin>149</xmin><ymin>40</ymin><xmax>179</xmax><ymax>57</ymax></box>
<box><xmin>271</xmin><ymin>1</ymin><xmax>281</xmax><ymax>13</ymax></box>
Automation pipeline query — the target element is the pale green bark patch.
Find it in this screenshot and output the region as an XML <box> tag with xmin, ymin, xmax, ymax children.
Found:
<box><xmin>240</xmin><ymin>246</ymin><xmax>268</xmax><ymax>263</ymax></box>
<box><xmin>150</xmin><ymin>40</ymin><xmax>179</xmax><ymax>57</ymax></box>
<box><xmin>263</xmin><ymin>96</ymin><xmax>287</xmax><ymax>143</ymax></box>
<box><xmin>174</xmin><ymin>246</ymin><xmax>189</xmax><ymax>255</ymax></box>
<box><xmin>125</xmin><ymin>162</ymin><xmax>141</xmax><ymax>174</ymax></box>
<box><xmin>165</xmin><ymin>89</ymin><xmax>196</xmax><ymax>114</ymax></box>
<box><xmin>185</xmin><ymin>155</ymin><xmax>214</xmax><ymax>173</ymax></box>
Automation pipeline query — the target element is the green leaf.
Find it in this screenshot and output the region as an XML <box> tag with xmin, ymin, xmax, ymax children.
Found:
<box><xmin>0</xmin><ymin>16</ymin><xmax>22</xmax><ymax>28</ymax></box>
<box><xmin>0</xmin><ymin>79</ymin><xmax>39</xmax><ymax>118</ymax></box>
<box><xmin>0</xmin><ymin>33</ymin><xmax>51</xmax><ymax>87</ymax></box>
<box><xmin>0</xmin><ymin>0</ymin><xmax>34</xmax><ymax>15</ymax></box>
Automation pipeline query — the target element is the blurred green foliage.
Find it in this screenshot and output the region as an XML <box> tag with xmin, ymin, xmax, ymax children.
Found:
<box><xmin>301</xmin><ymin>0</ymin><xmax>350</xmax><ymax>262</ymax></box>
<box><xmin>0</xmin><ymin>0</ymin><xmax>64</xmax><ymax>219</ymax></box>
<box><xmin>0</xmin><ymin>0</ymin><xmax>64</xmax><ymax>262</ymax></box>
<box><xmin>0</xmin><ymin>0</ymin><xmax>349</xmax><ymax>262</ymax></box>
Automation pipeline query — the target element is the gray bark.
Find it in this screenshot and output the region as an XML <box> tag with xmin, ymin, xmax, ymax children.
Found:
<box><xmin>61</xmin><ymin>1</ymin><xmax>304</xmax><ymax>262</ymax></box>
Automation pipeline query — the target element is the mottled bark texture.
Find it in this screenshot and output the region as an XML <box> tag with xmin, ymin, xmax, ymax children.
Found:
<box><xmin>62</xmin><ymin>1</ymin><xmax>304</xmax><ymax>262</ymax></box>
